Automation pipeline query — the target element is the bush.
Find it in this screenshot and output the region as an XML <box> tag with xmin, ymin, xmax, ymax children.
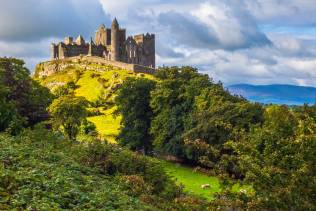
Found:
<box><xmin>0</xmin><ymin>128</ymin><xmax>146</xmax><ymax>210</ymax></box>
<box><xmin>1</xmin><ymin>124</ymin><xmax>222</xmax><ymax>210</ymax></box>
<box><xmin>117</xmin><ymin>175</ymin><xmax>153</xmax><ymax>197</ymax></box>
<box><xmin>78</xmin><ymin>141</ymin><xmax>181</xmax><ymax>198</ymax></box>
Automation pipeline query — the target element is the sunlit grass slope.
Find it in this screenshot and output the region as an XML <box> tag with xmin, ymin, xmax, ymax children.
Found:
<box><xmin>88</xmin><ymin>107</ymin><xmax>121</xmax><ymax>143</ymax></box>
<box><xmin>36</xmin><ymin>61</ymin><xmax>154</xmax><ymax>142</ymax></box>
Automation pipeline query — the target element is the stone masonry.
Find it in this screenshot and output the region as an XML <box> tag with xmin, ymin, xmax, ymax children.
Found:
<box><xmin>51</xmin><ymin>18</ymin><xmax>155</xmax><ymax>69</ymax></box>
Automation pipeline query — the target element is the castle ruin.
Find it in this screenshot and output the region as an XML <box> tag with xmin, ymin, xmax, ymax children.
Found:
<box><xmin>51</xmin><ymin>18</ymin><xmax>155</xmax><ymax>68</ymax></box>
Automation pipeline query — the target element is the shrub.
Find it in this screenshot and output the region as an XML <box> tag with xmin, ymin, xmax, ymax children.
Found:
<box><xmin>117</xmin><ymin>175</ymin><xmax>153</xmax><ymax>197</ymax></box>
<box><xmin>79</xmin><ymin>141</ymin><xmax>181</xmax><ymax>198</ymax></box>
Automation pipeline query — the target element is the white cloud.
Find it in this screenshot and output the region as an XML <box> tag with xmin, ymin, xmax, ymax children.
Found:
<box><xmin>0</xmin><ymin>0</ymin><xmax>316</xmax><ymax>87</ymax></box>
<box><xmin>0</xmin><ymin>0</ymin><xmax>109</xmax><ymax>41</ymax></box>
<box><xmin>245</xmin><ymin>0</ymin><xmax>316</xmax><ymax>26</ymax></box>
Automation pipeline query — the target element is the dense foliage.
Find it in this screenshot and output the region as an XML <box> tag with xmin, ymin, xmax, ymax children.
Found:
<box><xmin>117</xmin><ymin>67</ymin><xmax>263</xmax><ymax>168</ymax></box>
<box><xmin>115</xmin><ymin>78</ymin><xmax>156</xmax><ymax>154</ymax></box>
<box><xmin>150</xmin><ymin>67</ymin><xmax>213</xmax><ymax>159</ymax></box>
<box><xmin>48</xmin><ymin>95</ymin><xmax>90</xmax><ymax>140</ymax></box>
<box><xmin>0</xmin><ymin>58</ymin><xmax>52</xmax><ymax>134</ymax></box>
<box><xmin>0</xmin><ymin>126</ymin><xmax>214</xmax><ymax>210</ymax></box>
<box><xmin>116</xmin><ymin>66</ymin><xmax>316</xmax><ymax>210</ymax></box>
<box><xmin>224</xmin><ymin>105</ymin><xmax>316</xmax><ymax>210</ymax></box>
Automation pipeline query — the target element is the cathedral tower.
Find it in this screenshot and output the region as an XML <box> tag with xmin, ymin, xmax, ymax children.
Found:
<box><xmin>111</xmin><ymin>18</ymin><xmax>119</xmax><ymax>61</ymax></box>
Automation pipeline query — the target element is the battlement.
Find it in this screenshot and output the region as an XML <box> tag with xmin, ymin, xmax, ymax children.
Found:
<box><xmin>51</xmin><ymin>18</ymin><xmax>155</xmax><ymax>69</ymax></box>
<box><xmin>133</xmin><ymin>33</ymin><xmax>155</xmax><ymax>44</ymax></box>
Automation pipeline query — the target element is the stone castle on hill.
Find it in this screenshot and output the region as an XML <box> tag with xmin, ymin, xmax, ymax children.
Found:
<box><xmin>51</xmin><ymin>18</ymin><xmax>155</xmax><ymax>68</ymax></box>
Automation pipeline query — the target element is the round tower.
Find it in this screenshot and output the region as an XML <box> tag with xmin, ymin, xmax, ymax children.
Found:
<box><xmin>111</xmin><ymin>18</ymin><xmax>119</xmax><ymax>61</ymax></box>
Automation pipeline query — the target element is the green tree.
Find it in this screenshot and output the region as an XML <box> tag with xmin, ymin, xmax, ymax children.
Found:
<box><xmin>0</xmin><ymin>84</ymin><xmax>22</xmax><ymax>133</ymax></box>
<box><xmin>226</xmin><ymin>105</ymin><xmax>316</xmax><ymax>210</ymax></box>
<box><xmin>183</xmin><ymin>85</ymin><xmax>263</xmax><ymax>169</ymax></box>
<box><xmin>150</xmin><ymin>66</ymin><xmax>212</xmax><ymax>158</ymax></box>
<box><xmin>115</xmin><ymin>78</ymin><xmax>156</xmax><ymax>155</ymax></box>
<box><xmin>48</xmin><ymin>95</ymin><xmax>89</xmax><ymax>140</ymax></box>
<box><xmin>0</xmin><ymin>58</ymin><xmax>52</xmax><ymax>133</ymax></box>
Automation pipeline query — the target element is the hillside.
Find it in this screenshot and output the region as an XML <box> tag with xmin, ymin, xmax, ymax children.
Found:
<box><xmin>227</xmin><ymin>84</ymin><xmax>316</xmax><ymax>105</ymax></box>
<box><xmin>34</xmin><ymin>61</ymin><xmax>252</xmax><ymax>201</ymax></box>
<box><xmin>34</xmin><ymin>59</ymin><xmax>155</xmax><ymax>142</ymax></box>
<box><xmin>3</xmin><ymin>57</ymin><xmax>314</xmax><ymax>210</ymax></box>
<box><xmin>1</xmin><ymin>126</ymin><xmax>205</xmax><ymax>210</ymax></box>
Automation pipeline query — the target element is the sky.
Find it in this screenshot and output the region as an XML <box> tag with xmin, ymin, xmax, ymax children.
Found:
<box><xmin>0</xmin><ymin>0</ymin><xmax>316</xmax><ymax>86</ymax></box>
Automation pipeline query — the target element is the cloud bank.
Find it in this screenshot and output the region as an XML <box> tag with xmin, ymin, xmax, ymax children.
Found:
<box><xmin>0</xmin><ymin>0</ymin><xmax>316</xmax><ymax>86</ymax></box>
<box><xmin>0</xmin><ymin>0</ymin><xmax>110</xmax><ymax>41</ymax></box>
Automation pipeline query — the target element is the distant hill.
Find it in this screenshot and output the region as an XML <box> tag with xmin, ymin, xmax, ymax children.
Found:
<box><xmin>227</xmin><ymin>84</ymin><xmax>316</xmax><ymax>105</ymax></box>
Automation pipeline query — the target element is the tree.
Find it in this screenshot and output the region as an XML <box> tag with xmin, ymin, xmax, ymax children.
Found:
<box><xmin>183</xmin><ymin>85</ymin><xmax>263</xmax><ymax>169</ymax></box>
<box><xmin>0</xmin><ymin>84</ymin><xmax>23</xmax><ymax>133</ymax></box>
<box><xmin>115</xmin><ymin>77</ymin><xmax>156</xmax><ymax>155</ymax></box>
<box><xmin>150</xmin><ymin>66</ymin><xmax>212</xmax><ymax>158</ymax></box>
<box><xmin>226</xmin><ymin>105</ymin><xmax>316</xmax><ymax>210</ymax></box>
<box><xmin>48</xmin><ymin>95</ymin><xmax>89</xmax><ymax>140</ymax></box>
<box><xmin>0</xmin><ymin>58</ymin><xmax>52</xmax><ymax>133</ymax></box>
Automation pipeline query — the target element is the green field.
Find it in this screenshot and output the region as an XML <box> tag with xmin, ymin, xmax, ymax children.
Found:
<box><xmin>162</xmin><ymin>161</ymin><xmax>253</xmax><ymax>200</ymax></box>
<box><xmin>162</xmin><ymin>161</ymin><xmax>221</xmax><ymax>200</ymax></box>
<box><xmin>88</xmin><ymin>106</ymin><xmax>121</xmax><ymax>143</ymax></box>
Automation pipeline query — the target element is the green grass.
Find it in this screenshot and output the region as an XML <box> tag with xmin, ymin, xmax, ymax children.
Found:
<box><xmin>162</xmin><ymin>161</ymin><xmax>253</xmax><ymax>200</ymax></box>
<box><xmin>75</xmin><ymin>70</ymin><xmax>104</xmax><ymax>102</ymax></box>
<box><xmin>162</xmin><ymin>161</ymin><xmax>221</xmax><ymax>200</ymax></box>
<box><xmin>36</xmin><ymin>61</ymin><xmax>155</xmax><ymax>142</ymax></box>
<box><xmin>75</xmin><ymin>69</ymin><xmax>154</xmax><ymax>102</ymax></box>
<box><xmin>88</xmin><ymin>107</ymin><xmax>121</xmax><ymax>143</ymax></box>
<box><xmin>231</xmin><ymin>183</ymin><xmax>254</xmax><ymax>195</ymax></box>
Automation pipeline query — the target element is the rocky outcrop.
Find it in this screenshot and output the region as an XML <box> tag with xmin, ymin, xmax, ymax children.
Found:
<box><xmin>34</xmin><ymin>56</ymin><xmax>155</xmax><ymax>78</ymax></box>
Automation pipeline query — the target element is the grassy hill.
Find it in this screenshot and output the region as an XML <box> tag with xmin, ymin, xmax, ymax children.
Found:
<box><xmin>35</xmin><ymin>61</ymin><xmax>155</xmax><ymax>143</ymax></box>
<box><xmin>34</xmin><ymin>60</ymin><xmax>249</xmax><ymax>201</ymax></box>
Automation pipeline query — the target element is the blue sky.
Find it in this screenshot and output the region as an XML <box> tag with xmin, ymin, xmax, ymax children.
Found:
<box><xmin>0</xmin><ymin>0</ymin><xmax>316</xmax><ymax>86</ymax></box>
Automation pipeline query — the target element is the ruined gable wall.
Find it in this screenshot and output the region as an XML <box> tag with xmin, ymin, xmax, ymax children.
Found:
<box><xmin>64</xmin><ymin>44</ymin><xmax>89</xmax><ymax>57</ymax></box>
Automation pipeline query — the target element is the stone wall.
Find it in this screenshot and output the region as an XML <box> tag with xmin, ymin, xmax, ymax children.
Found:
<box><xmin>35</xmin><ymin>56</ymin><xmax>155</xmax><ymax>78</ymax></box>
